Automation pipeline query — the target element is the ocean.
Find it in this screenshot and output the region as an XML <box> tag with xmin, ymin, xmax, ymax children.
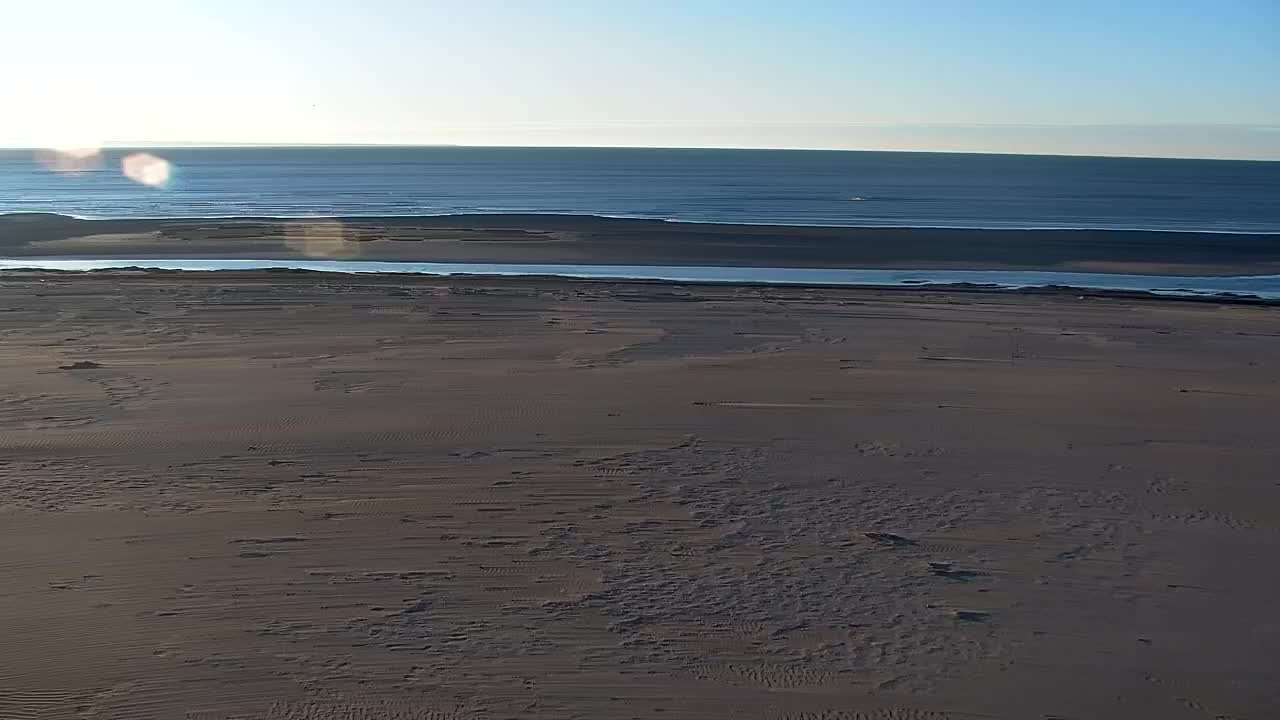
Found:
<box><xmin>2</xmin><ymin>146</ymin><xmax>1278</xmax><ymax>232</ymax></box>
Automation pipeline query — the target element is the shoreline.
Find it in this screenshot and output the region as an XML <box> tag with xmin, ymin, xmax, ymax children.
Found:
<box><xmin>7</xmin><ymin>211</ymin><xmax>1280</xmax><ymax>235</ymax></box>
<box><xmin>3</xmin><ymin>212</ymin><xmax>1280</xmax><ymax>277</ymax></box>
<box><xmin>5</xmin><ymin>265</ymin><xmax>1279</xmax><ymax>306</ymax></box>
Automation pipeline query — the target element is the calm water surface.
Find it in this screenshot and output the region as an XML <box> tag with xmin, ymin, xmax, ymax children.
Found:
<box><xmin>3</xmin><ymin>147</ymin><xmax>1278</xmax><ymax>232</ymax></box>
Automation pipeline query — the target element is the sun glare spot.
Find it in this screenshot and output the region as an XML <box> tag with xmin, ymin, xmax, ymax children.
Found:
<box><xmin>35</xmin><ymin>145</ymin><xmax>103</xmax><ymax>173</ymax></box>
<box><xmin>121</xmin><ymin>152</ymin><xmax>172</xmax><ymax>187</ymax></box>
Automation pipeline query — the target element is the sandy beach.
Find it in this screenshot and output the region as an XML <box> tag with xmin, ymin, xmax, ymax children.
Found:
<box><xmin>4</xmin><ymin>213</ymin><xmax>1280</xmax><ymax>276</ymax></box>
<box><xmin>0</xmin><ymin>271</ymin><xmax>1276</xmax><ymax>719</ymax></box>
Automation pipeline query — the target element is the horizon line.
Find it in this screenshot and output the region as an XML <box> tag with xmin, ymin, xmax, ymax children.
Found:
<box><xmin>2</xmin><ymin>142</ymin><xmax>1277</xmax><ymax>163</ymax></box>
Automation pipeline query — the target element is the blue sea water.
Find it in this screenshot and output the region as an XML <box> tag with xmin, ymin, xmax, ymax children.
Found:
<box><xmin>2</xmin><ymin>146</ymin><xmax>1278</xmax><ymax>232</ymax></box>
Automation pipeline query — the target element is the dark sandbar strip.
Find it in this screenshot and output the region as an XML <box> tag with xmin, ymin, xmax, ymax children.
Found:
<box><xmin>2</xmin><ymin>212</ymin><xmax>1278</xmax><ymax>276</ymax></box>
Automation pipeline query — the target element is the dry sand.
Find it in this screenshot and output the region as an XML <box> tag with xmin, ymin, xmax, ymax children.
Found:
<box><xmin>0</xmin><ymin>272</ymin><xmax>1277</xmax><ymax>719</ymax></box>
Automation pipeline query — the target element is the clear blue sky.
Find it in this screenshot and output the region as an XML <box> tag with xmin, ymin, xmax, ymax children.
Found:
<box><xmin>4</xmin><ymin>0</ymin><xmax>1278</xmax><ymax>158</ymax></box>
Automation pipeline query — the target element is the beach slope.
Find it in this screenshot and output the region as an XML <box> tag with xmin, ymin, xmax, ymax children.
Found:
<box><xmin>0</xmin><ymin>272</ymin><xmax>1276</xmax><ymax>719</ymax></box>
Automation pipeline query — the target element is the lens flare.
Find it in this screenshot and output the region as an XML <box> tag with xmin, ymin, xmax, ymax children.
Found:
<box><xmin>284</xmin><ymin>219</ymin><xmax>359</xmax><ymax>259</ymax></box>
<box><xmin>35</xmin><ymin>145</ymin><xmax>103</xmax><ymax>173</ymax></box>
<box><xmin>121</xmin><ymin>152</ymin><xmax>172</xmax><ymax>187</ymax></box>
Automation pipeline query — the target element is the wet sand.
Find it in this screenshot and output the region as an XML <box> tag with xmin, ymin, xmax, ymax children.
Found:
<box><xmin>4</xmin><ymin>212</ymin><xmax>1280</xmax><ymax>276</ymax></box>
<box><xmin>1</xmin><ymin>272</ymin><xmax>1278</xmax><ymax>719</ymax></box>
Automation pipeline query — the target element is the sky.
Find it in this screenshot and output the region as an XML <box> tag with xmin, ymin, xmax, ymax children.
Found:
<box><xmin>3</xmin><ymin>0</ymin><xmax>1278</xmax><ymax>159</ymax></box>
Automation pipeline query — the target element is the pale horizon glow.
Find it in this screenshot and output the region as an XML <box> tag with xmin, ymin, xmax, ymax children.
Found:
<box><xmin>3</xmin><ymin>1</ymin><xmax>1278</xmax><ymax>160</ymax></box>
